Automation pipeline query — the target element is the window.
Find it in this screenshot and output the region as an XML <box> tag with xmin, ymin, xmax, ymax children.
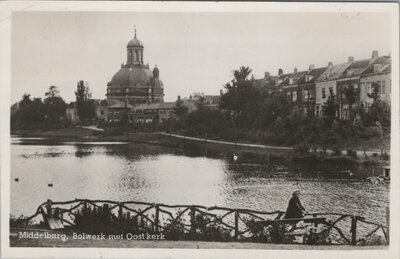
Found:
<box><xmin>316</xmin><ymin>106</ymin><xmax>320</xmax><ymax>117</ymax></box>
<box><xmin>303</xmin><ymin>90</ymin><xmax>309</xmax><ymax>101</ymax></box>
<box><xmin>322</xmin><ymin>88</ymin><xmax>326</xmax><ymax>99</ymax></box>
<box><xmin>286</xmin><ymin>91</ymin><xmax>291</xmax><ymax>102</ymax></box>
<box><xmin>289</xmin><ymin>78</ymin><xmax>294</xmax><ymax>84</ymax></box>
<box><xmin>329</xmin><ymin>87</ymin><xmax>333</xmax><ymax>96</ymax></box>
<box><xmin>309</xmin><ymin>91</ymin><xmax>314</xmax><ymax>101</ymax></box>
<box><xmin>373</xmin><ymin>64</ymin><xmax>381</xmax><ymax>73</ymax></box>
<box><xmin>367</xmin><ymin>83</ymin><xmax>372</xmax><ymax>95</ymax></box>
<box><xmin>292</xmin><ymin>91</ymin><xmax>297</xmax><ymax>102</ymax></box>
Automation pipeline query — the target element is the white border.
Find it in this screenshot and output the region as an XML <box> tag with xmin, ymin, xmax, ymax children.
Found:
<box><xmin>0</xmin><ymin>1</ymin><xmax>399</xmax><ymax>259</ymax></box>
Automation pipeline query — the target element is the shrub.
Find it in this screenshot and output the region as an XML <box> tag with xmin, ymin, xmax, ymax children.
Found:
<box><xmin>357</xmin><ymin>234</ymin><xmax>387</xmax><ymax>246</ymax></box>
<box><xmin>10</xmin><ymin>215</ymin><xmax>31</xmax><ymax>227</ymax></box>
<box><xmin>346</xmin><ymin>149</ymin><xmax>358</xmax><ymax>159</ymax></box>
<box><xmin>305</xmin><ymin>229</ymin><xmax>333</xmax><ymax>245</ymax></box>
<box><xmin>293</xmin><ymin>143</ymin><xmax>310</xmax><ymax>156</ymax></box>
<box><xmin>380</xmin><ymin>152</ymin><xmax>389</xmax><ymax>161</ymax></box>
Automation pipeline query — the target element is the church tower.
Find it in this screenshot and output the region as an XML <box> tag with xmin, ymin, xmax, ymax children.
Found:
<box><xmin>126</xmin><ymin>28</ymin><xmax>144</xmax><ymax>66</ymax></box>
<box><xmin>107</xmin><ymin>29</ymin><xmax>164</xmax><ymax>105</ymax></box>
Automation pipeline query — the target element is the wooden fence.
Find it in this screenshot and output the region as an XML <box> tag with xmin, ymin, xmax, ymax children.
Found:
<box><xmin>24</xmin><ymin>199</ymin><xmax>388</xmax><ymax>245</ymax></box>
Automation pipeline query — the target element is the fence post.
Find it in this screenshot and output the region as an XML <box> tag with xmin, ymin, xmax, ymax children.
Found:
<box><xmin>139</xmin><ymin>209</ymin><xmax>144</xmax><ymax>229</ymax></box>
<box><xmin>154</xmin><ymin>205</ymin><xmax>160</xmax><ymax>233</ymax></box>
<box><xmin>234</xmin><ymin>210</ymin><xmax>239</xmax><ymax>240</ymax></box>
<box><xmin>118</xmin><ymin>203</ymin><xmax>123</xmax><ymax>222</ymax></box>
<box><xmin>190</xmin><ymin>206</ymin><xmax>196</xmax><ymax>235</ymax></box>
<box><xmin>351</xmin><ymin>215</ymin><xmax>357</xmax><ymax>245</ymax></box>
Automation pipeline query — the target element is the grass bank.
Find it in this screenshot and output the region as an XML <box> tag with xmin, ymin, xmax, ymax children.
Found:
<box><xmin>12</xmin><ymin>127</ymin><xmax>389</xmax><ymax>165</ymax></box>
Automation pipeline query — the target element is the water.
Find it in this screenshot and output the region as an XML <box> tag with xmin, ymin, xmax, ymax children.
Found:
<box><xmin>11</xmin><ymin>137</ymin><xmax>389</xmax><ymax>233</ymax></box>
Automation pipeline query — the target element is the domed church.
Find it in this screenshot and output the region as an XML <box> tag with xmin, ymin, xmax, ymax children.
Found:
<box><xmin>106</xmin><ymin>29</ymin><xmax>164</xmax><ymax>104</ymax></box>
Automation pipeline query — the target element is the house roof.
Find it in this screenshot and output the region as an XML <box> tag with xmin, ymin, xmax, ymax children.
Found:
<box><xmin>316</xmin><ymin>62</ymin><xmax>352</xmax><ymax>82</ymax></box>
<box><xmin>204</xmin><ymin>95</ymin><xmax>220</xmax><ymax>104</ymax></box>
<box><xmin>281</xmin><ymin>71</ymin><xmax>308</xmax><ymax>87</ymax></box>
<box><xmin>338</xmin><ymin>59</ymin><xmax>371</xmax><ymax>79</ymax></box>
<box><xmin>362</xmin><ymin>56</ymin><xmax>391</xmax><ymax>75</ymax></box>
<box><xmin>253</xmin><ymin>76</ymin><xmax>276</xmax><ymax>89</ymax></box>
<box><xmin>275</xmin><ymin>73</ymin><xmax>293</xmax><ymax>87</ymax></box>
<box><xmin>297</xmin><ymin>67</ymin><xmax>327</xmax><ymax>85</ymax></box>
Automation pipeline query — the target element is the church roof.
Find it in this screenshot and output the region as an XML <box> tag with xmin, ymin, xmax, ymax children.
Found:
<box><xmin>127</xmin><ymin>37</ymin><xmax>143</xmax><ymax>48</ymax></box>
<box><xmin>109</xmin><ymin>66</ymin><xmax>154</xmax><ymax>88</ymax></box>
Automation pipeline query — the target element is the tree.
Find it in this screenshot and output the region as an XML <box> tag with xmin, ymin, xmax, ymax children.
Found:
<box><xmin>323</xmin><ymin>88</ymin><xmax>338</xmax><ymax>127</ymax></box>
<box><xmin>366</xmin><ymin>82</ymin><xmax>391</xmax><ymax>128</ymax></box>
<box><xmin>75</xmin><ymin>81</ymin><xmax>95</xmax><ymax>122</ymax></box>
<box><xmin>191</xmin><ymin>92</ymin><xmax>206</xmax><ymax>110</ymax></box>
<box><xmin>43</xmin><ymin>86</ymin><xmax>66</xmax><ymax>123</ymax></box>
<box><xmin>342</xmin><ymin>84</ymin><xmax>358</xmax><ymax>120</ymax></box>
<box><xmin>12</xmin><ymin>94</ymin><xmax>46</xmax><ymax>130</ymax></box>
<box><xmin>173</xmin><ymin>96</ymin><xmax>188</xmax><ymax>120</ymax></box>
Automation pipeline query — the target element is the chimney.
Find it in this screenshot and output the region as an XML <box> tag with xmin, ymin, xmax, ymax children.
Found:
<box><xmin>278</xmin><ymin>68</ymin><xmax>283</xmax><ymax>75</ymax></box>
<box><xmin>328</xmin><ymin>61</ymin><xmax>333</xmax><ymax>67</ymax></box>
<box><xmin>264</xmin><ymin>72</ymin><xmax>270</xmax><ymax>79</ymax></box>
<box><xmin>294</xmin><ymin>67</ymin><xmax>298</xmax><ymax>73</ymax></box>
<box><xmin>372</xmin><ymin>50</ymin><xmax>379</xmax><ymax>59</ymax></box>
<box><xmin>309</xmin><ymin>64</ymin><xmax>315</xmax><ymax>71</ymax></box>
<box><xmin>177</xmin><ymin>95</ymin><xmax>181</xmax><ymax>101</ymax></box>
<box><xmin>348</xmin><ymin>56</ymin><xmax>354</xmax><ymax>62</ymax></box>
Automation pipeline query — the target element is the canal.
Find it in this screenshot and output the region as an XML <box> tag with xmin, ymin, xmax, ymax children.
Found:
<box><xmin>11</xmin><ymin>136</ymin><xmax>389</xmax><ymax>230</ymax></box>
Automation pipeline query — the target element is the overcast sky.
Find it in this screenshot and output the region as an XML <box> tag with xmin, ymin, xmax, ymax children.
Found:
<box><xmin>12</xmin><ymin>11</ymin><xmax>392</xmax><ymax>103</ymax></box>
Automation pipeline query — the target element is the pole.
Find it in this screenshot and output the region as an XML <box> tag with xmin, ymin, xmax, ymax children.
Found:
<box><xmin>190</xmin><ymin>206</ymin><xmax>196</xmax><ymax>235</ymax></box>
<box><xmin>234</xmin><ymin>210</ymin><xmax>239</xmax><ymax>240</ymax></box>
<box><xmin>154</xmin><ymin>205</ymin><xmax>160</xmax><ymax>233</ymax></box>
<box><xmin>351</xmin><ymin>215</ymin><xmax>357</xmax><ymax>245</ymax></box>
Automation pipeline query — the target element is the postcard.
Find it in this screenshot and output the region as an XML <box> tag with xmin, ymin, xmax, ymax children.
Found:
<box><xmin>0</xmin><ymin>1</ymin><xmax>399</xmax><ymax>259</ymax></box>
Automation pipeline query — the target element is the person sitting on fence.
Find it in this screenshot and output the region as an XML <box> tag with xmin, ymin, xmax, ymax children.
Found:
<box><xmin>285</xmin><ymin>190</ymin><xmax>307</xmax><ymax>219</ymax></box>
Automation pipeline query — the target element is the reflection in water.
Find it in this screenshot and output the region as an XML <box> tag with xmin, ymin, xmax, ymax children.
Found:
<box><xmin>10</xmin><ymin>137</ymin><xmax>389</xmax><ymax>230</ymax></box>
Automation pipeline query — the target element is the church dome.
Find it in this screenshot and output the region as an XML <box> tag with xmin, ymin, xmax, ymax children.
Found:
<box><xmin>127</xmin><ymin>37</ymin><xmax>143</xmax><ymax>48</ymax></box>
<box><xmin>108</xmin><ymin>66</ymin><xmax>153</xmax><ymax>88</ymax></box>
<box><xmin>153</xmin><ymin>78</ymin><xmax>164</xmax><ymax>89</ymax></box>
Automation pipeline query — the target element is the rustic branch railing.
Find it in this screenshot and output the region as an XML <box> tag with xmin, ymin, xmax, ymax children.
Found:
<box><xmin>22</xmin><ymin>199</ymin><xmax>388</xmax><ymax>245</ymax></box>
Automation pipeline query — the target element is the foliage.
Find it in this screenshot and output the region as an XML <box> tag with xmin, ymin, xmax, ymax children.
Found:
<box><xmin>11</xmin><ymin>91</ymin><xmax>69</xmax><ymax>130</ymax></box>
<box><xmin>193</xmin><ymin>214</ymin><xmax>232</xmax><ymax>241</ymax></box>
<box><xmin>44</xmin><ymin>86</ymin><xmax>67</xmax><ymax>123</ymax></box>
<box><xmin>10</xmin><ymin>215</ymin><xmax>31</xmax><ymax>227</ymax></box>
<box><xmin>75</xmin><ymin>80</ymin><xmax>96</xmax><ymax>122</ymax></box>
<box><xmin>305</xmin><ymin>228</ymin><xmax>333</xmax><ymax>245</ymax></box>
<box><xmin>357</xmin><ymin>234</ymin><xmax>387</xmax><ymax>246</ymax></box>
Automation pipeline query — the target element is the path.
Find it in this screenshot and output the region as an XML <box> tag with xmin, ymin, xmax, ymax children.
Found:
<box><xmin>159</xmin><ymin>133</ymin><xmax>385</xmax><ymax>157</ymax></box>
<box><xmin>159</xmin><ymin>132</ymin><xmax>293</xmax><ymax>150</ymax></box>
<box><xmin>78</xmin><ymin>126</ymin><xmax>104</xmax><ymax>132</ymax></box>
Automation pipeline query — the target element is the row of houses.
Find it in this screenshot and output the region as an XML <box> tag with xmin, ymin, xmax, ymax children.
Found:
<box><xmin>254</xmin><ymin>50</ymin><xmax>391</xmax><ymax>119</ymax></box>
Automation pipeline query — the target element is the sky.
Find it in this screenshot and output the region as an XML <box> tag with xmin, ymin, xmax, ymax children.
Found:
<box><xmin>11</xmin><ymin>11</ymin><xmax>392</xmax><ymax>103</ymax></box>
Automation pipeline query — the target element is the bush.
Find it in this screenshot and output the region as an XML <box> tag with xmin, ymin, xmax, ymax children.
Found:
<box><xmin>294</xmin><ymin>143</ymin><xmax>310</xmax><ymax>156</ymax></box>
<box><xmin>346</xmin><ymin>149</ymin><xmax>358</xmax><ymax>159</ymax></box>
<box><xmin>380</xmin><ymin>152</ymin><xmax>389</xmax><ymax>161</ymax></box>
<box><xmin>10</xmin><ymin>215</ymin><xmax>31</xmax><ymax>227</ymax></box>
<box><xmin>305</xmin><ymin>229</ymin><xmax>333</xmax><ymax>245</ymax></box>
<box><xmin>357</xmin><ymin>234</ymin><xmax>387</xmax><ymax>246</ymax></box>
